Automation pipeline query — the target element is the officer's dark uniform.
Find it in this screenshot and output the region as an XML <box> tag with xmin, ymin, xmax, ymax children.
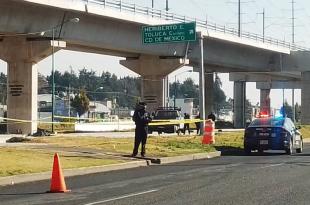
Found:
<box><xmin>195</xmin><ymin>113</ymin><xmax>200</xmax><ymax>134</ymax></box>
<box><xmin>183</xmin><ymin>113</ymin><xmax>191</xmax><ymax>135</ymax></box>
<box><xmin>132</xmin><ymin>102</ymin><xmax>152</xmax><ymax>157</ymax></box>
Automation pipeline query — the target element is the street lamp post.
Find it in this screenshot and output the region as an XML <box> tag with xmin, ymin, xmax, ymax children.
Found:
<box><xmin>174</xmin><ymin>75</ymin><xmax>177</xmax><ymax>109</ymax></box>
<box><xmin>94</xmin><ymin>87</ymin><xmax>104</xmax><ymax>120</ymax></box>
<box><xmin>51</xmin><ymin>17</ymin><xmax>79</xmax><ymax>133</ymax></box>
<box><xmin>51</xmin><ymin>27</ymin><xmax>55</xmax><ymax>133</ymax></box>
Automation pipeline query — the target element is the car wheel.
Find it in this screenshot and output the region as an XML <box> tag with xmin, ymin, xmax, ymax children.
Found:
<box><xmin>286</xmin><ymin>138</ymin><xmax>293</xmax><ymax>155</ymax></box>
<box><xmin>258</xmin><ymin>149</ymin><xmax>264</xmax><ymax>154</ymax></box>
<box><xmin>244</xmin><ymin>146</ymin><xmax>251</xmax><ymax>155</ymax></box>
<box><xmin>296</xmin><ymin>139</ymin><xmax>303</xmax><ymax>153</ymax></box>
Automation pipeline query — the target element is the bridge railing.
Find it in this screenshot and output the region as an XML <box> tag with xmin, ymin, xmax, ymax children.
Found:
<box><xmin>83</xmin><ymin>0</ymin><xmax>309</xmax><ymax>51</ymax></box>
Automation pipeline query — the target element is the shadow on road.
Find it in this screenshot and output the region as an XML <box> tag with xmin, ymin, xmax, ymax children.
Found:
<box><xmin>215</xmin><ymin>146</ymin><xmax>292</xmax><ymax>156</ymax></box>
<box><xmin>0</xmin><ymin>192</ymin><xmax>47</xmax><ymax>196</ymax></box>
<box><xmin>214</xmin><ymin>146</ymin><xmax>245</xmax><ymax>156</ymax></box>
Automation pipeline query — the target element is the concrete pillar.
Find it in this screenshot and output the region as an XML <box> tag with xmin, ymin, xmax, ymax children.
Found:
<box><xmin>0</xmin><ymin>37</ymin><xmax>53</xmax><ymax>134</ymax></box>
<box><xmin>7</xmin><ymin>62</ymin><xmax>38</xmax><ymax>134</ymax></box>
<box><xmin>162</xmin><ymin>76</ymin><xmax>169</xmax><ymax>107</ymax></box>
<box><xmin>142</xmin><ymin>75</ymin><xmax>164</xmax><ymax>112</ymax></box>
<box><xmin>301</xmin><ymin>72</ymin><xmax>310</xmax><ymax>124</ymax></box>
<box><xmin>120</xmin><ymin>55</ymin><xmax>188</xmax><ymax>112</ymax></box>
<box><xmin>205</xmin><ymin>73</ymin><xmax>214</xmax><ymax>118</ymax></box>
<box><xmin>233</xmin><ymin>81</ymin><xmax>246</xmax><ymax>128</ymax></box>
<box><xmin>260</xmin><ymin>89</ymin><xmax>271</xmax><ymax>115</ymax></box>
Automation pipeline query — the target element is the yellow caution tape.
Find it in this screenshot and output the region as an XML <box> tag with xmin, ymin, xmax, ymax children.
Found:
<box><xmin>0</xmin><ymin>116</ymin><xmax>212</xmax><ymax>126</ymax></box>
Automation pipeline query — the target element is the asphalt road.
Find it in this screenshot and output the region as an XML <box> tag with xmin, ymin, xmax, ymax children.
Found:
<box><xmin>1</xmin><ymin>145</ymin><xmax>310</xmax><ymax>205</ymax></box>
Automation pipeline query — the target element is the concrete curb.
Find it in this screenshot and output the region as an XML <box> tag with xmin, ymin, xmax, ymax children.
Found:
<box><xmin>0</xmin><ymin>160</ymin><xmax>148</xmax><ymax>187</ymax></box>
<box><xmin>0</xmin><ymin>151</ymin><xmax>221</xmax><ymax>186</ymax></box>
<box><xmin>151</xmin><ymin>151</ymin><xmax>221</xmax><ymax>164</ymax></box>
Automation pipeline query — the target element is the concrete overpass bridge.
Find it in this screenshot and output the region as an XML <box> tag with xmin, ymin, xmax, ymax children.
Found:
<box><xmin>229</xmin><ymin>72</ymin><xmax>302</xmax><ymax>127</ymax></box>
<box><xmin>1</xmin><ymin>0</ymin><xmax>310</xmax><ymax>134</ymax></box>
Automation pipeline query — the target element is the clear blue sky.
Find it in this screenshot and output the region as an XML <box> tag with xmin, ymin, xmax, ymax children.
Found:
<box><xmin>1</xmin><ymin>0</ymin><xmax>309</xmax><ymax>108</ymax></box>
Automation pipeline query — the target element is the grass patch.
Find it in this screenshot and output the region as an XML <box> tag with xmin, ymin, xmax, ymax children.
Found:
<box><xmin>214</xmin><ymin>131</ymin><xmax>244</xmax><ymax>148</ymax></box>
<box><xmin>0</xmin><ymin>147</ymin><xmax>124</xmax><ymax>177</ymax></box>
<box><xmin>30</xmin><ymin>132</ymin><xmax>244</xmax><ymax>157</ymax></box>
<box><xmin>299</xmin><ymin>125</ymin><xmax>310</xmax><ymax>139</ymax></box>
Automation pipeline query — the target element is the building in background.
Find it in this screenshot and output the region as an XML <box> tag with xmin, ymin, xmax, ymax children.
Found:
<box><xmin>168</xmin><ymin>98</ymin><xmax>194</xmax><ymax>116</ymax></box>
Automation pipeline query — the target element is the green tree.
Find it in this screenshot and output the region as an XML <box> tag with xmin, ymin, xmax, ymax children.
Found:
<box><xmin>295</xmin><ymin>103</ymin><xmax>301</xmax><ymax>122</ymax></box>
<box><xmin>213</xmin><ymin>74</ymin><xmax>226</xmax><ymax>113</ymax></box>
<box><xmin>169</xmin><ymin>75</ymin><xmax>228</xmax><ymax>110</ymax></box>
<box><xmin>71</xmin><ymin>89</ymin><xmax>90</xmax><ymax>117</ymax></box>
<box><xmin>283</xmin><ymin>100</ymin><xmax>293</xmax><ymax>120</ymax></box>
<box><xmin>38</xmin><ymin>73</ymin><xmax>49</xmax><ymax>94</ymax></box>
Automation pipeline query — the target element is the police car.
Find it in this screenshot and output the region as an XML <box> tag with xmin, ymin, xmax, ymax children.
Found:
<box><xmin>244</xmin><ymin>113</ymin><xmax>303</xmax><ymax>155</ymax></box>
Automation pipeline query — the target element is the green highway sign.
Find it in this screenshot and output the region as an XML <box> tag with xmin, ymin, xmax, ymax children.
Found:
<box><xmin>142</xmin><ymin>22</ymin><xmax>196</xmax><ymax>44</ymax></box>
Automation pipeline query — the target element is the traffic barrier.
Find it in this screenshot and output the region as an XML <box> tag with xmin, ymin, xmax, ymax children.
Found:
<box><xmin>202</xmin><ymin>120</ymin><xmax>215</xmax><ymax>144</ymax></box>
<box><xmin>49</xmin><ymin>153</ymin><xmax>70</xmax><ymax>193</ymax></box>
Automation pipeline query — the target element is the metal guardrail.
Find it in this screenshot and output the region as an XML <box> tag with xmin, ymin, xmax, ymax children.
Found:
<box><xmin>83</xmin><ymin>0</ymin><xmax>309</xmax><ymax>51</ymax></box>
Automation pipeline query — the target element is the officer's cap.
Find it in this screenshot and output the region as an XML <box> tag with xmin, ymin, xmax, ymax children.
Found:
<box><xmin>138</xmin><ymin>101</ymin><xmax>146</xmax><ymax>106</ymax></box>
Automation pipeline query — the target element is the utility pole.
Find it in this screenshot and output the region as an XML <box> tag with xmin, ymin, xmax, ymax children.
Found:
<box><xmin>291</xmin><ymin>0</ymin><xmax>296</xmax><ymax>122</ymax></box>
<box><xmin>227</xmin><ymin>0</ymin><xmax>254</xmax><ymax>37</ymax></box>
<box><xmin>238</xmin><ymin>0</ymin><xmax>241</xmax><ymax>37</ymax></box>
<box><xmin>152</xmin><ymin>0</ymin><xmax>154</xmax><ymax>8</ymax></box>
<box><xmin>292</xmin><ymin>89</ymin><xmax>295</xmax><ymax>122</ymax></box>
<box><xmin>291</xmin><ymin>0</ymin><xmax>295</xmax><ymax>44</ymax></box>
<box><xmin>257</xmin><ymin>8</ymin><xmax>265</xmax><ymax>41</ymax></box>
<box><xmin>227</xmin><ymin>0</ymin><xmax>253</xmax><ymax>37</ymax></box>
<box><xmin>166</xmin><ymin>0</ymin><xmax>169</xmax><ymax>11</ymax></box>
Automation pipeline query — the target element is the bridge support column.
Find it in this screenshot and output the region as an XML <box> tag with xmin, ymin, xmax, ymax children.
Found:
<box><xmin>0</xmin><ymin>37</ymin><xmax>53</xmax><ymax>134</ymax></box>
<box><xmin>233</xmin><ymin>81</ymin><xmax>246</xmax><ymax>128</ymax></box>
<box><xmin>120</xmin><ymin>55</ymin><xmax>188</xmax><ymax>112</ymax></box>
<box><xmin>260</xmin><ymin>89</ymin><xmax>271</xmax><ymax>115</ymax></box>
<box><xmin>7</xmin><ymin>62</ymin><xmax>38</xmax><ymax>134</ymax></box>
<box><xmin>205</xmin><ymin>73</ymin><xmax>214</xmax><ymax>118</ymax></box>
<box><xmin>301</xmin><ymin>72</ymin><xmax>310</xmax><ymax>124</ymax></box>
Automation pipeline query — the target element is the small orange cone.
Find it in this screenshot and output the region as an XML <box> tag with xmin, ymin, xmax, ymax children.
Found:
<box><xmin>49</xmin><ymin>153</ymin><xmax>70</xmax><ymax>193</ymax></box>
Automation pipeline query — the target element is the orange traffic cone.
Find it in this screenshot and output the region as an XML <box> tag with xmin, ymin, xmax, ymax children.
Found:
<box><xmin>202</xmin><ymin>120</ymin><xmax>215</xmax><ymax>144</ymax></box>
<box><xmin>49</xmin><ymin>153</ymin><xmax>70</xmax><ymax>193</ymax></box>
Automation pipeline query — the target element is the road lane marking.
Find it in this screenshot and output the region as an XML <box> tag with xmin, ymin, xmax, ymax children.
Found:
<box><xmin>83</xmin><ymin>189</ymin><xmax>159</xmax><ymax>205</ymax></box>
<box><xmin>259</xmin><ymin>163</ymin><xmax>284</xmax><ymax>169</ymax></box>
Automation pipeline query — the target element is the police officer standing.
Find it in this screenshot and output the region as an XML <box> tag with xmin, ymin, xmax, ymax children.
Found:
<box><xmin>207</xmin><ymin>112</ymin><xmax>216</xmax><ymax>122</ymax></box>
<box><xmin>183</xmin><ymin>113</ymin><xmax>191</xmax><ymax>135</ymax></box>
<box><xmin>132</xmin><ymin>102</ymin><xmax>152</xmax><ymax>157</ymax></box>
